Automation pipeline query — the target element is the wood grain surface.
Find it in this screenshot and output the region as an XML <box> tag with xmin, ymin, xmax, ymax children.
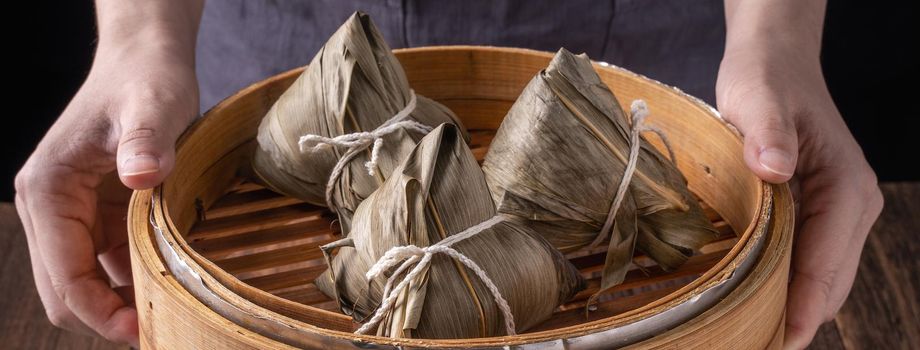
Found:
<box><xmin>0</xmin><ymin>183</ymin><xmax>917</xmax><ymax>349</ymax></box>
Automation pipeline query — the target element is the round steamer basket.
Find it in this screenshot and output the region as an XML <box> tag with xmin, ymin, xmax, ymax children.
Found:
<box><xmin>129</xmin><ymin>46</ymin><xmax>794</xmax><ymax>349</ymax></box>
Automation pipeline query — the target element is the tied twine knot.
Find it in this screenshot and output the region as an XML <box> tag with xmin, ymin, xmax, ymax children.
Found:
<box><xmin>297</xmin><ymin>90</ymin><xmax>430</xmax><ymax>210</ymax></box>
<box><xmin>355</xmin><ymin>215</ymin><xmax>516</xmax><ymax>336</ymax></box>
<box><xmin>589</xmin><ymin>100</ymin><xmax>675</xmax><ymax>249</ymax></box>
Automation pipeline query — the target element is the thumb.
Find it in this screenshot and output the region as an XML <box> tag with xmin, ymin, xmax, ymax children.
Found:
<box><xmin>116</xmin><ymin>106</ymin><xmax>190</xmax><ymax>190</ymax></box>
<box><xmin>721</xmin><ymin>95</ymin><xmax>799</xmax><ymax>184</ymax></box>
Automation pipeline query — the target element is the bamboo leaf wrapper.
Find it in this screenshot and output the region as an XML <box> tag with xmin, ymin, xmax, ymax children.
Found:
<box><xmin>252</xmin><ymin>12</ymin><xmax>468</xmax><ymax>232</ymax></box>
<box><xmin>315</xmin><ymin>124</ymin><xmax>585</xmax><ymax>339</ymax></box>
<box><xmin>482</xmin><ymin>49</ymin><xmax>719</xmax><ymax>301</ymax></box>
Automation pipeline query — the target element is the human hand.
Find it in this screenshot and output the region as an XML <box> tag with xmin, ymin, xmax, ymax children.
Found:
<box><xmin>716</xmin><ymin>39</ymin><xmax>884</xmax><ymax>349</ymax></box>
<box><xmin>14</xmin><ymin>34</ymin><xmax>199</xmax><ymax>346</ymax></box>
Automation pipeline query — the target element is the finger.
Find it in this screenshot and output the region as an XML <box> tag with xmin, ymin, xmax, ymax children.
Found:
<box><xmin>114</xmin><ymin>285</ymin><xmax>136</xmax><ymax>306</ymax></box>
<box><xmin>720</xmin><ymin>93</ymin><xmax>799</xmax><ymax>184</ymax></box>
<box><xmin>21</xmin><ymin>165</ymin><xmax>139</xmax><ymax>347</ymax></box>
<box><xmin>785</xmin><ymin>271</ymin><xmax>831</xmax><ymax>350</ymax></box>
<box><xmin>15</xmin><ymin>193</ymin><xmax>94</xmax><ymax>336</ymax></box>
<box><xmin>99</xmin><ymin>240</ymin><xmax>133</xmax><ymax>287</ymax></box>
<box><xmin>783</xmin><ymin>175</ymin><xmax>873</xmax><ymax>349</ymax></box>
<box><xmin>96</xmin><ymin>176</ymin><xmax>134</xmax><ymax>286</ymax></box>
<box><xmin>826</xmin><ymin>182</ymin><xmax>883</xmax><ymax>315</ymax></box>
<box><xmin>115</xmin><ymin>94</ymin><xmax>194</xmax><ymax>190</ymax></box>
<box><xmin>824</xmin><ymin>232</ymin><xmax>867</xmax><ymax>316</ymax></box>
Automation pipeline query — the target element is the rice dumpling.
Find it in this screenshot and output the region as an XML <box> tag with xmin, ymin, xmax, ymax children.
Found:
<box><xmin>481</xmin><ymin>49</ymin><xmax>719</xmax><ymax>303</ymax></box>
<box><xmin>315</xmin><ymin>124</ymin><xmax>585</xmax><ymax>339</ymax></box>
<box><xmin>252</xmin><ymin>12</ymin><xmax>468</xmax><ymax>232</ymax></box>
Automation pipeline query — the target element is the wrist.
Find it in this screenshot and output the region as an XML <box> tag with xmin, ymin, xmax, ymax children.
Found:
<box><xmin>95</xmin><ymin>29</ymin><xmax>195</xmax><ymax>70</ymax></box>
<box><xmin>94</xmin><ymin>0</ymin><xmax>203</xmax><ymax>69</ymax></box>
<box><xmin>724</xmin><ymin>0</ymin><xmax>826</xmax><ymax>61</ymax></box>
<box><xmin>722</xmin><ymin>39</ymin><xmax>822</xmax><ymax>75</ymax></box>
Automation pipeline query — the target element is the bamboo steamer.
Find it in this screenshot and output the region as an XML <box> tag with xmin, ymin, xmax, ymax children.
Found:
<box><xmin>128</xmin><ymin>46</ymin><xmax>794</xmax><ymax>349</ymax></box>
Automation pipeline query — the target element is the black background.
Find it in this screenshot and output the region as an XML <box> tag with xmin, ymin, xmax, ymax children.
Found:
<box><xmin>4</xmin><ymin>1</ymin><xmax>918</xmax><ymax>201</ymax></box>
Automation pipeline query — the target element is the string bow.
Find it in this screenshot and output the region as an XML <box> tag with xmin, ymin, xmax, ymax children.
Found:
<box><xmin>298</xmin><ymin>90</ymin><xmax>431</xmax><ymax>210</ymax></box>
<box><xmin>355</xmin><ymin>216</ymin><xmax>517</xmax><ymax>336</ymax></box>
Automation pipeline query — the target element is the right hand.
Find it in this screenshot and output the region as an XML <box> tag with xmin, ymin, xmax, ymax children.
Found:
<box><xmin>14</xmin><ymin>39</ymin><xmax>199</xmax><ymax>347</ymax></box>
<box><xmin>717</xmin><ymin>40</ymin><xmax>884</xmax><ymax>349</ymax></box>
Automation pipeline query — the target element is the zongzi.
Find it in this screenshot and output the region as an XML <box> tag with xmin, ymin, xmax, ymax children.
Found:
<box><xmin>481</xmin><ymin>49</ymin><xmax>719</xmax><ymax>303</ymax></box>
<box><xmin>252</xmin><ymin>12</ymin><xmax>468</xmax><ymax>232</ymax></box>
<box><xmin>315</xmin><ymin>124</ymin><xmax>585</xmax><ymax>339</ymax></box>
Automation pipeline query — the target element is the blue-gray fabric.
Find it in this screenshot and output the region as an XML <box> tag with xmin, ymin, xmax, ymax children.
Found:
<box><xmin>195</xmin><ymin>0</ymin><xmax>725</xmax><ymax>114</ymax></box>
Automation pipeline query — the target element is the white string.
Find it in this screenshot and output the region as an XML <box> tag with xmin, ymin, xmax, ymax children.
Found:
<box><xmin>297</xmin><ymin>91</ymin><xmax>430</xmax><ymax>210</ymax></box>
<box><xmin>588</xmin><ymin>100</ymin><xmax>675</xmax><ymax>249</ymax></box>
<box><xmin>355</xmin><ymin>215</ymin><xmax>516</xmax><ymax>336</ymax></box>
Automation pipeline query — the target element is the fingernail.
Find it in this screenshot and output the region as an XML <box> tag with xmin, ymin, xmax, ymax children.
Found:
<box><xmin>122</xmin><ymin>154</ymin><xmax>160</xmax><ymax>176</ymax></box>
<box><xmin>759</xmin><ymin>148</ymin><xmax>794</xmax><ymax>177</ymax></box>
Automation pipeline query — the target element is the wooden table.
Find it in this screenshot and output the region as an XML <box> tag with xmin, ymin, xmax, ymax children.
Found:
<box><xmin>1</xmin><ymin>183</ymin><xmax>917</xmax><ymax>349</ymax></box>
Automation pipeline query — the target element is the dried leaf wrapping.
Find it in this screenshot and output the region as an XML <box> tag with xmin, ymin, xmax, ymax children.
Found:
<box><xmin>252</xmin><ymin>12</ymin><xmax>467</xmax><ymax>232</ymax></box>
<box><xmin>315</xmin><ymin>124</ymin><xmax>585</xmax><ymax>339</ymax></box>
<box><xmin>481</xmin><ymin>49</ymin><xmax>719</xmax><ymax>299</ymax></box>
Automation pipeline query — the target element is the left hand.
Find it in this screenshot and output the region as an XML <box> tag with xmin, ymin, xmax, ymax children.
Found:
<box><xmin>716</xmin><ymin>40</ymin><xmax>884</xmax><ymax>349</ymax></box>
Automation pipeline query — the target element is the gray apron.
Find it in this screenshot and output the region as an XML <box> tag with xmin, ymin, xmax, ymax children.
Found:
<box><xmin>195</xmin><ymin>0</ymin><xmax>725</xmax><ymax>114</ymax></box>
